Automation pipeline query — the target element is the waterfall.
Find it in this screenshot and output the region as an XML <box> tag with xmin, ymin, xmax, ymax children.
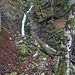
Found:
<box><xmin>65</xmin><ymin>0</ymin><xmax>75</xmax><ymax>75</ymax></box>
<box><xmin>21</xmin><ymin>14</ymin><xmax>26</xmax><ymax>36</ymax></box>
<box><xmin>21</xmin><ymin>3</ymin><xmax>34</xmax><ymax>37</ymax></box>
<box><xmin>64</xmin><ymin>25</ymin><xmax>72</xmax><ymax>75</ymax></box>
<box><xmin>68</xmin><ymin>11</ymin><xmax>74</xmax><ymax>19</ymax></box>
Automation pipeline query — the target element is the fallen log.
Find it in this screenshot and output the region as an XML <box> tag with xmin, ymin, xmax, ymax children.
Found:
<box><xmin>30</xmin><ymin>31</ymin><xmax>56</xmax><ymax>57</ymax></box>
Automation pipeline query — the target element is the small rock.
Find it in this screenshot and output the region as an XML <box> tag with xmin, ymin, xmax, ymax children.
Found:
<box><xmin>41</xmin><ymin>73</ymin><xmax>45</xmax><ymax>75</ymax></box>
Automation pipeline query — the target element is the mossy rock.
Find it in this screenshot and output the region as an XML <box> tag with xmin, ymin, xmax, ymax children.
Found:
<box><xmin>56</xmin><ymin>59</ymin><xmax>67</xmax><ymax>75</ymax></box>
<box><xmin>17</xmin><ymin>44</ymin><xmax>29</xmax><ymax>55</ymax></box>
<box><xmin>66</xmin><ymin>18</ymin><xmax>75</xmax><ymax>26</ymax></box>
<box><xmin>70</xmin><ymin>3</ymin><xmax>75</xmax><ymax>12</ymax></box>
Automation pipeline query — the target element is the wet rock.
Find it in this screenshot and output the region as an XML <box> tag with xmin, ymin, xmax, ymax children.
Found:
<box><xmin>70</xmin><ymin>48</ymin><xmax>75</xmax><ymax>65</ymax></box>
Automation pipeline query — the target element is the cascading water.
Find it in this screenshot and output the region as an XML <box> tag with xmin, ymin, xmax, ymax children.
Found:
<box><xmin>68</xmin><ymin>11</ymin><xmax>74</xmax><ymax>19</ymax></box>
<box><xmin>21</xmin><ymin>3</ymin><xmax>34</xmax><ymax>37</ymax></box>
<box><xmin>64</xmin><ymin>24</ymin><xmax>72</xmax><ymax>75</ymax></box>
<box><xmin>21</xmin><ymin>13</ymin><xmax>26</xmax><ymax>36</ymax></box>
<box><xmin>65</xmin><ymin>0</ymin><xmax>75</xmax><ymax>75</ymax></box>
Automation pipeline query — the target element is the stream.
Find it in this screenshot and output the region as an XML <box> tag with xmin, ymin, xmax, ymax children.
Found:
<box><xmin>60</xmin><ymin>0</ymin><xmax>75</xmax><ymax>75</ymax></box>
<box><xmin>20</xmin><ymin>1</ymin><xmax>75</xmax><ymax>75</ymax></box>
<box><xmin>64</xmin><ymin>25</ymin><xmax>72</xmax><ymax>75</ymax></box>
<box><xmin>21</xmin><ymin>3</ymin><xmax>34</xmax><ymax>37</ymax></box>
<box><xmin>53</xmin><ymin>0</ymin><xmax>75</xmax><ymax>75</ymax></box>
<box><xmin>65</xmin><ymin>0</ymin><xmax>75</xmax><ymax>75</ymax></box>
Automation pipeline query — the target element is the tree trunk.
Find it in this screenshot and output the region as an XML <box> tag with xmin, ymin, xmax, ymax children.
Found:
<box><xmin>31</xmin><ymin>31</ymin><xmax>55</xmax><ymax>57</ymax></box>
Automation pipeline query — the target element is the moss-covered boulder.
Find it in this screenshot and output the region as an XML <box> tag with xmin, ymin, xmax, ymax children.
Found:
<box><xmin>70</xmin><ymin>3</ymin><xmax>75</xmax><ymax>12</ymax></box>
<box><xmin>66</xmin><ymin>18</ymin><xmax>75</xmax><ymax>26</ymax></box>
<box><xmin>17</xmin><ymin>44</ymin><xmax>30</xmax><ymax>55</ymax></box>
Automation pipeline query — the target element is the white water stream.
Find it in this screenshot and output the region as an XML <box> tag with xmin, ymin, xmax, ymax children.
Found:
<box><xmin>65</xmin><ymin>0</ymin><xmax>75</xmax><ymax>75</ymax></box>
<box><xmin>21</xmin><ymin>3</ymin><xmax>33</xmax><ymax>37</ymax></box>
<box><xmin>64</xmin><ymin>25</ymin><xmax>72</xmax><ymax>75</ymax></box>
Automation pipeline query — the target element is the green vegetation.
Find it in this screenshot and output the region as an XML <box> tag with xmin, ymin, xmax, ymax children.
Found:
<box><xmin>41</xmin><ymin>51</ymin><xmax>47</xmax><ymax>56</ymax></box>
<box><xmin>33</xmin><ymin>0</ymin><xmax>69</xmax><ymax>22</ymax></box>
<box><xmin>16</xmin><ymin>57</ymin><xmax>22</xmax><ymax>65</ymax></box>
<box><xmin>48</xmin><ymin>23</ymin><xmax>56</xmax><ymax>30</ymax></box>
<box><xmin>70</xmin><ymin>64</ymin><xmax>75</xmax><ymax>75</ymax></box>
<box><xmin>25</xmin><ymin>74</ymin><xmax>28</xmax><ymax>75</ymax></box>
<box><xmin>25</xmin><ymin>25</ymin><xmax>31</xmax><ymax>35</ymax></box>
<box><xmin>57</xmin><ymin>0</ymin><xmax>68</xmax><ymax>7</ymax></box>
<box><xmin>2</xmin><ymin>0</ymin><xmax>74</xmax><ymax>75</ymax></box>
<box><xmin>56</xmin><ymin>59</ymin><xmax>67</xmax><ymax>75</ymax></box>
<box><xmin>20</xmin><ymin>73</ymin><xmax>28</xmax><ymax>75</ymax></box>
<box><xmin>68</xmin><ymin>18</ymin><xmax>75</xmax><ymax>25</ymax></box>
<box><xmin>70</xmin><ymin>3</ymin><xmax>75</xmax><ymax>12</ymax></box>
<box><xmin>48</xmin><ymin>29</ymin><xmax>65</xmax><ymax>51</ymax></box>
<box><xmin>17</xmin><ymin>44</ymin><xmax>29</xmax><ymax>55</ymax></box>
<box><xmin>20</xmin><ymin>73</ymin><xmax>25</xmax><ymax>75</ymax></box>
<box><xmin>8</xmin><ymin>72</ymin><xmax>17</xmax><ymax>75</ymax></box>
<box><xmin>66</xmin><ymin>18</ymin><xmax>75</xmax><ymax>26</ymax></box>
<box><xmin>31</xmin><ymin>64</ymin><xmax>37</xmax><ymax>71</ymax></box>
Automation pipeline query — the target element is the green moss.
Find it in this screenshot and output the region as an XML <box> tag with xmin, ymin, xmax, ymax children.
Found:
<box><xmin>66</xmin><ymin>18</ymin><xmax>75</xmax><ymax>26</ymax></box>
<box><xmin>31</xmin><ymin>64</ymin><xmax>37</xmax><ymax>71</ymax></box>
<box><xmin>37</xmin><ymin>12</ymin><xmax>42</xmax><ymax>16</ymax></box>
<box><xmin>16</xmin><ymin>58</ymin><xmax>22</xmax><ymax>65</ymax></box>
<box><xmin>55</xmin><ymin>30</ymin><xmax>64</xmax><ymax>41</ymax></box>
<box><xmin>48</xmin><ymin>24</ymin><xmax>56</xmax><ymax>30</ymax></box>
<box><xmin>38</xmin><ymin>18</ymin><xmax>44</xmax><ymax>22</ymax></box>
<box><xmin>25</xmin><ymin>74</ymin><xmax>28</xmax><ymax>75</ymax></box>
<box><xmin>48</xmin><ymin>39</ymin><xmax>56</xmax><ymax>48</ymax></box>
<box><xmin>40</xmin><ymin>51</ymin><xmax>47</xmax><ymax>56</ymax></box>
<box><xmin>7</xmin><ymin>18</ymin><xmax>12</xmax><ymax>26</ymax></box>
<box><xmin>56</xmin><ymin>59</ymin><xmax>67</xmax><ymax>75</ymax></box>
<box><xmin>17</xmin><ymin>44</ymin><xmax>29</xmax><ymax>55</ymax></box>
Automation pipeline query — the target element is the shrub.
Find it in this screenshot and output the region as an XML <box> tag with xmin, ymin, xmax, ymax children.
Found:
<box><xmin>48</xmin><ymin>23</ymin><xmax>56</xmax><ymax>30</ymax></box>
